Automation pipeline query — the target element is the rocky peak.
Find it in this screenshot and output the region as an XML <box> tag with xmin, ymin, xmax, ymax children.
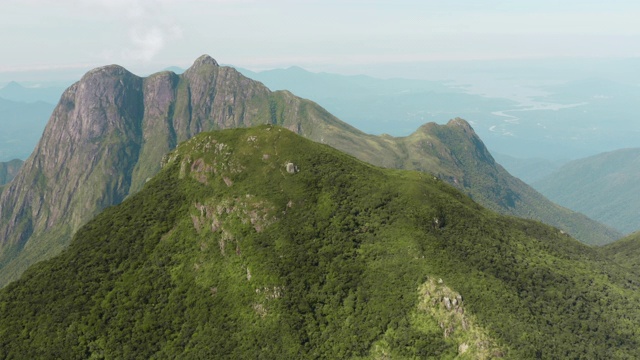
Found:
<box><xmin>0</xmin><ymin>63</ymin><xmax>145</xmax><ymax>278</ymax></box>
<box><xmin>0</xmin><ymin>54</ymin><xmax>295</xmax><ymax>286</ymax></box>
<box><xmin>0</xmin><ymin>55</ymin><xmax>620</xmax><ymax>288</ymax></box>
<box><xmin>82</xmin><ymin>64</ymin><xmax>134</xmax><ymax>80</ymax></box>
<box><xmin>446</xmin><ymin>117</ymin><xmax>475</xmax><ymax>134</ymax></box>
<box><xmin>188</xmin><ymin>54</ymin><xmax>219</xmax><ymax>70</ymax></box>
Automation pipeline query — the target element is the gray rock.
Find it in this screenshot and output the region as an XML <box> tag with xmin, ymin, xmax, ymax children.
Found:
<box><xmin>286</xmin><ymin>162</ymin><xmax>299</xmax><ymax>174</ymax></box>
<box><xmin>444</xmin><ymin>296</ymin><xmax>452</xmax><ymax>310</ymax></box>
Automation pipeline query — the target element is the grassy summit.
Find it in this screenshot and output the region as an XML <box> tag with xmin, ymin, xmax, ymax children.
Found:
<box><xmin>1</xmin><ymin>126</ymin><xmax>639</xmax><ymax>359</ymax></box>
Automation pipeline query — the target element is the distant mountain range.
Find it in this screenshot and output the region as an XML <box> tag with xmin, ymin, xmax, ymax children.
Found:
<box><xmin>238</xmin><ymin>66</ymin><xmax>515</xmax><ymax>137</ymax></box>
<box><xmin>2</xmin><ymin>126</ymin><xmax>640</xmax><ymax>358</ymax></box>
<box><xmin>0</xmin><ymin>81</ymin><xmax>66</xmax><ymax>104</ymax></box>
<box><xmin>0</xmin><ymin>55</ymin><xmax>619</xmax><ymax>288</ymax></box>
<box><xmin>534</xmin><ymin>148</ymin><xmax>640</xmax><ymax>234</ymax></box>
<box><xmin>492</xmin><ymin>153</ymin><xmax>567</xmax><ymax>184</ymax></box>
<box><xmin>241</xmin><ymin>67</ymin><xmax>640</xmax><ymax>160</ymax></box>
<box><xmin>2</xmin><ymin>65</ymin><xmax>637</xmax><ymax>163</ymax></box>
<box><xmin>0</xmin><ymin>97</ymin><xmax>54</xmax><ymax>161</ymax></box>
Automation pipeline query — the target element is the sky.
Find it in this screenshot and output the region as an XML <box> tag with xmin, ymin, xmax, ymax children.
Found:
<box><xmin>1</xmin><ymin>0</ymin><xmax>640</xmax><ymax>80</ymax></box>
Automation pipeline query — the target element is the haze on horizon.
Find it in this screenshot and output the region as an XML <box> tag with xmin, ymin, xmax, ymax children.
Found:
<box><xmin>1</xmin><ymin>0</ymin><xmax>639</xmax><ymax>81</ymax></box>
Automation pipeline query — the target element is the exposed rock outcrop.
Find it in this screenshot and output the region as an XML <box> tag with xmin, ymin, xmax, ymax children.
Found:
<box><xmin>0</xmin><ymin>55</ymin><xmax>360</xmax><ymax>286</ymax></box>
<box><xmin>0</xmin><ymin>55</ymin><xmax>619</xmax><ymax>287</ymax></box>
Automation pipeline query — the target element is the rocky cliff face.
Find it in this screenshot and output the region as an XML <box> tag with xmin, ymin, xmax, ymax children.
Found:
<box><xmin>0</xmin><ymin>55</ymin><xmax>361</xmax><ymax>285</ymax></box>
<box><xmin>0</xmin><ymin>55</ymin><xmax>618</xmax><ymax>287</ymax></box>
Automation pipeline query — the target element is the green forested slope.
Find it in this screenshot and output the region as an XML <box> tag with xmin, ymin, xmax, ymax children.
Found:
<box><xmin>601</xmin><ymin>231</ymin><xmax>640</xmax><ymax>270</ymax></box>
<box><xmin>534</xmin><ymin>148</ymin><xmax>640</xmax><ymax>234</ymax></box>
<box><xmin>0</xmin><ymin>56</ymin><xmax>617</xmax><ymax>289</ymax></box>
<box><xmin>1</xmin><ymin>126</ymin><xmax>639</xmax><ymax>359</ymax></box>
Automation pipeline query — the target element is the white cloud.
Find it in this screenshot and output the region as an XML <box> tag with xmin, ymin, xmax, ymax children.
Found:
<box><xmin>125</xmin><ymin>26</ymin><xmax>165</xmax><ymax>61</ymax></box>
<box><xmin>82</xmin><ymin>0</ymin><xmax>184</xmax><ymax>62</ymax></box>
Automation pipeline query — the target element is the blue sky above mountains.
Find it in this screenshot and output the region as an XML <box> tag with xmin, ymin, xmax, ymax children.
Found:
<box><xmin>1</xmin><ymin>0</ymin><xmax>639</xmax><ymax>78</ymax></box>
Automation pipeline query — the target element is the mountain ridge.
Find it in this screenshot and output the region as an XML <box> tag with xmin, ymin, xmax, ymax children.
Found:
<box><xmin>0</xmin><ymin>126</ymin><xmax>638</xmax><ymax>358</ymax></box>
<box><xmin>0</xmin><ymin>159</ymin><xmax>23</xmax><ymax>185</ymax></box>
<box><xmin>0</xmin><ymin>55</ymin><xmax>618</xmax><ymax>287</ymax></box>
<box><xmin>533</xmin><ymin>148</ymin><xmax>640</xmax><ymax>234</ymax></box>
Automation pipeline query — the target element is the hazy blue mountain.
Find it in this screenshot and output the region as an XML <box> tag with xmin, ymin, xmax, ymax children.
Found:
<box><xmin>240</xmin><ymin>67</ymin><xmax>640</xmax><ymax>161</ymax></box>
<box><xmin>238</xmin><ymin>66</ymin><xmax>516</xmax><ymax>136</ymax></box>
<box><xmin>163</xmin><ymin>66</ymin><xmax>185</xmax><ymax>74</ymax></box>
<box><xmin>493</xmin><ymin>153</ymin><xmax>567</xmax><ymax>184</ymax></box>
<box><xmin>533</xmin><ymin>148</ymin><xmax>640</xmax><ymax>234</ymax></box>
<box><xmin>0</xmin><ymin>55</ymin><xmax>619</xmax><ymax>288</ymax></box>
<box><xmin>0</xmin><ymin>97</ymin><xmax>54</xmax><ymax>161</ymax></box>
<box><xmin>0</xmin><ymin>81</ymin><xmax>66</xmax><ymax>104</ymax></box>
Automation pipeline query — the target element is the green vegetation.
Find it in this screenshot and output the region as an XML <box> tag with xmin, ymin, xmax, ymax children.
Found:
<box><xmin>600</xmin><ymin>231</ymin><xmax>640</xmax><ymax>270</ymax></box>
<box><xmin>1</xmin><ymin>126</ymin><xmax>640</xmax><ymax>359</ymax></box>
<box><xmin>0</xmin><ymin>59</ymin><xmax>617</xmax><ymax>290</ymax></box>
<box><xmin>533</xmin><ymin>148</ymin><xmax>640</xmax><ymax>234</ymax></box>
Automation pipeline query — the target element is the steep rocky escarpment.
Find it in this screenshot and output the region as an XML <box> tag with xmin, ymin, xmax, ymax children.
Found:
<box><xmin>0</xmin><ymin>65</ymin><xmax>144</xmax><ymax>271</ymax></box>
<box><xmin>0</xmin><ymin>56</ymin><xmax>361</xmax><ymax>286</ymax></box>
<box><xmin>0</xmin><ymin>55</ymin><xmax>618</xmax><ymax>287</ymax></box>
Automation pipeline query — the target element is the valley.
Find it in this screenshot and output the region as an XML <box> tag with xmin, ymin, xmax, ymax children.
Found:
<box><xmin>3</xmin><ymin>1</ymin><xmax>640</xmax><ymax>358</ymax></box>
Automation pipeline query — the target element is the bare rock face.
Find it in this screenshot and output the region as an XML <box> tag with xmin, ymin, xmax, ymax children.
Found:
<box><xmin>0</xmin><ymin>65</ymin><xmax>144</xmax><ymax>270</ymax></box>
<box><xmin>0</xmin><ymin>55</ymin><xmax>357</xmax><ymax>286</ymax></box>
<box><xmin>0</xmin><ymin>54</ymin><xmax>619</xmax><ymax>286</ymax></box>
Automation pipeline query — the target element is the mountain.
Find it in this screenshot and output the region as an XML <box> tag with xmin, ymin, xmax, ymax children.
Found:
<box><xmin>383</xmin><ymin>119</ymin><xmax>619</xmax><ymax>246</ymax></box>
<box><xmin>241</xmin><ymin>67</ymin><xmax>640</xmax><ymax>161</ymax></box>
<box><xmin>1</xmin><ymin>126</ymin><xmax>639</xmax><ymax>359</ymax></box>
<box><xmin>600</xmin><ymin>231</ymin><xmax>640</xmax><ymax>270</ymax></box>
<box><xmin>0</xmin><ymin>55</ymin><xmax>374</xmax><ymax>287</ymax></box>
<box><xmin>0</xmin><ymin>97</ymin><xmax>54</xmax><ymax>161</ymax></box>
<box><xmin>492</xmin><ymin>153</ymin><xmax>567</xmax><ymax>184</ymax></box>
<box><xmin>533</xmin><ymin>148</ymin><xmax>640</xmax><ymax>234</ymax></box>
<box><xmin>163</xmin><ymin>66</ymin><xmax>185</xmax><ymax>74</ymax></box>
<box><xmin>0</xmin><ymin>55</ymin><xmax>618</xmax><ymax>287</ymax></box>
<box><xmin>0</xmin><ymin>159</ymin><xmax>23</xmax><ymax>186</ymax></box>
<box><xmin>237</xmin><ymin>66</ymin><xmax>516</xmax><ymax>136</ymax></box>
<box><xmin>0</xmin><ymin>81</ymin><xmax>66</xmax><ymax>104</ymax></box>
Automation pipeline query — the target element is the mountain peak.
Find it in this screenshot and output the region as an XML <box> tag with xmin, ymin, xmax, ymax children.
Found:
<box><xmin>446</xmin><ymin>117</ymin><xmax>474</xmax><ymax>133</ymax></box>
<box><xmin>82</xmin><ymin>64</ymin><xmax>133</xmax><ymax>81</ymax></box>
<box><xmin>1</xmin><ymin>81</ymin><xmax>23</xmax><ymax>91</ymax></box>
<box><xmin>191</xmin><ymin>54</ymin><xmax>219</xmax><ymax>68</ymax></box>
